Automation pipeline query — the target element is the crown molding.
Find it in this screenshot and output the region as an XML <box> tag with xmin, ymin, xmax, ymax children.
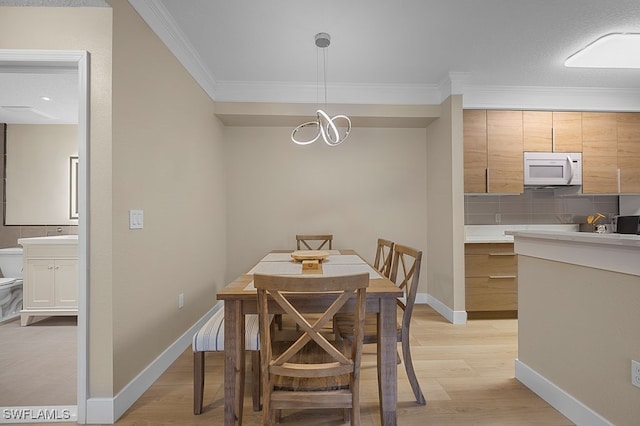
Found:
<box><xmin>128</xmin><ymin>0</ymin><xmax>217</xmax><ymax>100</ymax></box>
<box><xmin>129</xmin><ymin>1</ymin><xmax>640</xmax><ymax>112</ymax></box>
<box><xmin>461</xmin><ymin>84</ymin><xmax>640</xmax><ymax>111</ymax></box>
<box><xmin>213</xmin><ymin>80</ymin><xmax>442</xmax><ymax>105</ymax></box>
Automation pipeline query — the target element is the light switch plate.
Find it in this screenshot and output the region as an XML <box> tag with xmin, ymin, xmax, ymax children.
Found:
<box><xmin>129</xmin><ymin>209</ymin><xmax>143</xmax><ymax>229</ymax></box>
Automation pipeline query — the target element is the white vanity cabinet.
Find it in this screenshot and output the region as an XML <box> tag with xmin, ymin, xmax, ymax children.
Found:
<box><xmin>18</xmin><ymin>236</ymin><xmax>78</xmax><ymax>326</ymax></box>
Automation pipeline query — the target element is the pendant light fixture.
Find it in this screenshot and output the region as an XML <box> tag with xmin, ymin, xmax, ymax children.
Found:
<box><xmin>291</xmin><ymin>32</ymin><xmax>351</xmax><ymax>146</ymax></box>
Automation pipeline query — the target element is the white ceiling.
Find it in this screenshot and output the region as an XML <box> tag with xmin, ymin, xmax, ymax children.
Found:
<box><xmin>132</xmin><ymin>0</ymin><xmax>640</xmax><ymax>108</ymax></box>
<box><xmin>2</xmin><ymin>0</ymin><xmax>640</xmax><ymax>124</ymax></box>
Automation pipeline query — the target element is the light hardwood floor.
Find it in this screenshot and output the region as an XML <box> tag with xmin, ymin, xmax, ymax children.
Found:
<box><xmin>114</xmin><ymin>305</ymin><xmax>572</xmax><ymax>425</ymax></box>
<box><xmin>29</xmin><ymin>305</ymin><xmax>574</xmax><ymax>425</ymax></box>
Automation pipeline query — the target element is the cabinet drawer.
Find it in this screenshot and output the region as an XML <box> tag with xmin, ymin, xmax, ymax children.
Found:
<box><xmin>465</xmin><ymin>243</ymin><xmax>514</xmax><ymax>255</ymax></box>
<box><xmin>465</xmin><ymin>277</ymin><xmax>518</xmax><ymax>311</ymax></box>
<box><xmin>465</xmin><ymin>253</ymin><xmax>517</xmax><ymax>277</ymax></box>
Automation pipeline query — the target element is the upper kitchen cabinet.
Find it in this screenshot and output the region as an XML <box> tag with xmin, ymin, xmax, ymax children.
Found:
<box><xmin>582</xmin><ymin>112</ymin><xmax>618</xmax><ymax>194</ymax></box>
<box><xmin>523</xmin><ymin>111</ymin><xmax>582</xmax><ymax>152</ymax></box>
<box><xmin>463</xmin><ymin>110</ymin><xmax>488</xmax><ymax>193</ymax></box>
<box><xmin>617</xmin><ymin>112</ymin><xmax>640</xmax><ymax>193</ymax></box>
<box><xmin>486</xmin><ymin>110</ymin><xmax>524</xmax><ymax>193</ymax></box>
<box><xmin>552</xmin><ymin>112</ymin><xmax>583</xmax><ymax>152</ymax></box>
<box><xmin>523</xmin><ymin>111</ymin><xmax>552</xmax><ymax>151</ymax></box>
<box><xmin>463</xmin><ymin>110</ymin><xmax>523</xmax><ymax>194</ymax></box>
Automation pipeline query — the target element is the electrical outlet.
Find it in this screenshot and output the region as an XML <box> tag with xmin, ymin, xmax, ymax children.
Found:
<box><xmin>632</xmin><ymin>360</ymin><xmax>640</xmax><ymax>389</ymax></box>
<box><xmin>495</xmin><ymin>213</ymin><xmax>501</xmax><ymax>224</ymax></box>
<box><xmin>178</xmin><ymin>293</ymin><xmax>184</xmax><ymax>309</ymax></box>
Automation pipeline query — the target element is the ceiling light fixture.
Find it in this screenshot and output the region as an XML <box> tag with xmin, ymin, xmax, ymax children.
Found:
<box><xmin>291</xmin><ymin>32</ymin><xmax>351</xmax><ymax>146</ymax></box>
<box><xmin>564</xmin><ymin>33</ymin><xmax>640</xmax><ymax>68</ymax></box>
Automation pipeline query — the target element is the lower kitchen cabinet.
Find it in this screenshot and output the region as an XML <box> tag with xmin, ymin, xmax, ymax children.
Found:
<box><xmin>465</xmin><ymin>243</ymin><xmax>517</xmax><ymax>319</ymax></box>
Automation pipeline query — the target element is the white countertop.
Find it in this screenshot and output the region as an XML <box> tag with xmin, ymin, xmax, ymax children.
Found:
<box><xmin>508</xmin><ymin>230</ymin><xmax>640</xmax><ymax>248</ymax></box>
<box><xmin>510</xmin><ymin>229</ymin><xmax>640</xmax><ymax>276</ymax></box>
<box><xmin>18</xmin><ymin>235</ymin><xmax>78</xmax><ymax>245</ymax></box>
<box><xmin>465</xmin><ymin>224</ymin><xmax>580</xmax><ymax>243</ymax></box>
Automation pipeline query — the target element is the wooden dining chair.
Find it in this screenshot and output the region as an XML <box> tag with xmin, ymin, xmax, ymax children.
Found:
<box><xmin>335</xmin><ymin>243</ymin><xmax>426</xmax><ymax>405</ymax></box>
<box><xmin>295</xmin><ymin>234</ymin><xmax>333</xmax><ymax>250</ymax></box>
<box><xmin>254</xmin><ymin>273</ymin><xmax>369</xmax><ymax>425</ymax></box>
<box><xmin>373</xmin><ymin>238</ymin><xmax>394</xmax><ymax>278</ymax></box>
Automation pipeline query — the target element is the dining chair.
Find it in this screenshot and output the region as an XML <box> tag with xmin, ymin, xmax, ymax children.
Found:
<box><xmin>192</xmin><ymin>305</ymin><xmax>266</xmax><ymax>414</ymax></box>
<box><xmin>335</xmin><ymin>243</ymin><xmax>426</xmax><ymax>405</ymax></box>
<box><xmin>295</xmin><ymin>234</ymin><xmax>333</xmax><ymax>250</ymax></box>
<box><xmin>254</xmin><ymin>272</ymin><xmax>369</xmax><ymax>425</ymax></box>
<box><xmin>373</xmin><ymin>238</ymin><xmax>394</xmax><ymax>278</ymax></box>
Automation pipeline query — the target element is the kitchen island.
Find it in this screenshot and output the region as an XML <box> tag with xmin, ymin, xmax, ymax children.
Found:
<box><xmin>511</xmin><ymin>230</ymin><xmax>640</xmax><ymax>426</ymax></box>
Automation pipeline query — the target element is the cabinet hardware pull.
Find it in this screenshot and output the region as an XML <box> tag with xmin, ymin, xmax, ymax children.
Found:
<box><xmin>48</xmin><ymin>266</ymin><xmax>53</xmax><ymax>269</ymax></box>
<box><xmin>488</xmin><ymin>253</ymin><xmax>515</xmax><ymax>256</ymax></box>
<box><xmin>489</xmin><ymin>275</ymin><xmax>516</xmax><ymax>279</ymax></box>
<box><xmin>486</xmin><ymin>168</ymin><xmax>490</xmax><ymax>192</ymax></box>
<box><xmin>617</xmin><ymin>168</ymin><xmax>621</xmax><ymax>193</ymax></box>
<box><xmin>552</xmin><ymin>127</ymin><xmax>555</xmax><ymax>152</ymax></box>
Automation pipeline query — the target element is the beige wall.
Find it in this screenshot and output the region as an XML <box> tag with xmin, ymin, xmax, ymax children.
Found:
<box><xmin>425</xmin><ymin>95</ymin><xmax>466</xmax><ymax>312</ymax></box>
<box><xmin>518</xmin><ymin>256</ymin><xmax>640</xmax><ymax>425</ymax></box>
<box><xmin>0</xmin><ymin>3</ymin><xmax>115</xmax><ymax>398</ymax></box>
<box><xmin>5</xmin><ymin>124</ymin><xmax>78</xmax><ymax>225</ymax></box>
<box><xmin>224</xmin><ymin>125</ymin><xmax>428</xmax><ymax>284</ymax></box>
<box><xmin>110</xmin><ymin>0</ymin><xmax>226</xmax><ymax>393</ymax></box>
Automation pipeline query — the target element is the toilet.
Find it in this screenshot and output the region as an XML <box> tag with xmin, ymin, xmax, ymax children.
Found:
<box><xmin>0</xmin><ymin>247</ymin><xmax>23</xmax><ymax>323</ymax></box>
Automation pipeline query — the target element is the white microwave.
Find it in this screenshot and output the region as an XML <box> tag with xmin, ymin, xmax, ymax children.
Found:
<box><xmin>523</xmin><ymin>152</ymin><xmax>582</xmax><ymax>186</ymax></box>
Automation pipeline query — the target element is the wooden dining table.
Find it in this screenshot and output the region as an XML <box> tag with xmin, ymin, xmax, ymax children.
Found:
<box><xmin>216</xmin><ymin>249</ymin><xmax>402</xmax><ymax>425</ymax></box>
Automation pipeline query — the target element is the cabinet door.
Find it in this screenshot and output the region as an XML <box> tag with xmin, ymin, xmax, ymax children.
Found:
<box><xmin>582</xmin><ymin>112</ymin><xmax>618</xmax><ymax>194</ymax></box>
<box><xmin>617</xmin><ymin>112</ymin><xmax>640</xmax><ymax>193</ymax></box>
<box><xmin>523</xmin><ymin>111</ymin><xmax>552</xmax><ymax>151</ymax></box>
<box><xmin>54</xmin><ymin>259</ymin><xmax>78</xmax><ymax>307</ymax></box>
<box><xmin>487</xmin><ymin>110</ymin><xmax>523</xmax><ymax>193</ymax></box>
<box><xmin>24</xmin><ymin>259</ymin><xmax>55</xmax><ymax>308</ymax></box>
<box><xmin>463</xmin><ymin>110</ymin><xmax>488</xmax><ymax>193</ymax></box>
<box><xmin>553</xmin><ymin>112</ymin><xmax>582</xmax><ymax>152</ymax></box>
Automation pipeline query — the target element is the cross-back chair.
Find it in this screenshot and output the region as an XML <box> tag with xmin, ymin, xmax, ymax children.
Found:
<box><xmin>254</xmin><ymin>273</ymin><xmax>369</xmax><ymax>425</ymax></box>
<box><xmin>295</xmin><ymin>234</ymin><xmax>333</xmax><ymax>250</ymax></box>
<box><xmin>373</xmin><ymin>238</ymin><xmax>394</xmax><ymax>278</ymax></box>
<box><xmin>335</xmin><ymin>243</ymin><xmax>426</xmax><ymax>405</ymax></box>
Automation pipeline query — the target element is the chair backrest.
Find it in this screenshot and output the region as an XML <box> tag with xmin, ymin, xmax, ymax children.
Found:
<box><xmin>373</xmin><ymin>238</ymin><xmax>394</xmax><ymax>278</ymax></box>
<box><xmin>254</xmin><ymin>273</ymin><xmax>368</xmax><ymax>419</ymax></box>
<box><xmin>296</xmin><ymin>234</ymin><xmax>333</xmax><ymax>250</ymax></box>
<box><xmin>389</xmin><ymin>244</ymin><xmax>422</xmax><ymax>332</ymax></box>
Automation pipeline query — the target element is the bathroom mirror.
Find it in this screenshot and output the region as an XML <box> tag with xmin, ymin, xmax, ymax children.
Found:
<box><xmin>1</xmin><ymin>68</ymin><xmax>79</xmax><ymax>225</ymax></box>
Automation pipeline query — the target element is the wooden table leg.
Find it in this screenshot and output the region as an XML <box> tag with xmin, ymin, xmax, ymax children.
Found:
<box><xmin>378</xmin><ymin>297</ymin><xmax>397</xmax><ymax>425</ymax></box>
<box><xmin>224</xmin><ymin>301</ymin><xmax>245</xmax><ymax>425</ymax></box>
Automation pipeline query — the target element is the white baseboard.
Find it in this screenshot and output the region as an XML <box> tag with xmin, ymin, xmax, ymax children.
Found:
<box><xmin>85</xmin><ymin>302</ymin><xmax>223</xmax><ymax>424</ymax></box>
<box><xmin>421</xmin><ymin>293</ymin><xmax>467</xmax><ymax>324</ymax></box>
<box><xmin>515</xmin><ymin>359</ymin><xmax>612</xmax><ymax>426</ymax></box>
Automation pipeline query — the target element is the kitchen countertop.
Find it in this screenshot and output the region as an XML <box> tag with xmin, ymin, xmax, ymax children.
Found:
<box><xmin>464</xmin><ymin>224</ymin><xmax>580</xmax><ymax>243</ymax></box>
<box><xmin>510</xmin><ymin>229</ymin><xmax>640</xmax><ymax>276</ymax></box>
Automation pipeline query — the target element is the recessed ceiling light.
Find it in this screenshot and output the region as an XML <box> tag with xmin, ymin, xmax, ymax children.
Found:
<box><xmin>564</xmin><ymin>33</ymin><xmax>640</xmax><ymax>68</ymax></box>
<box><xmin>40</xmin><ymin>96</ymin><xmax>51</xmax><ymax>101</ymax></box>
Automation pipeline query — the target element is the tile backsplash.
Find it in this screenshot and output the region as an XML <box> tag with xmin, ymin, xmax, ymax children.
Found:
<box><xmin>465</xmin><ymin>188</ymin><xmax>619</xmax><ymax>225</ymax></box>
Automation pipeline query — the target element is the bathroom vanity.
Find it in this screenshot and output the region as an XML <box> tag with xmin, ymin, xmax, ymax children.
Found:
<box><xmin>18</xmin><ymin>235</ymin><xmax>78</xmax><ymax>326</ymax></box>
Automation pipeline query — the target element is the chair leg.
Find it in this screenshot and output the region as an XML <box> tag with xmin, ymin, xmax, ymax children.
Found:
<box><xmin>193</xmin><ymin>351</ymin><xmax>205</xmax><ymax>415</ymax></box>
<box><xmin>401</xmin><ymin>333</ymin><xmax>426</xmax><ymax>405</ymax></box>
<box><xmin>252</xmin><ymin>350</ymin><xmax>261</xmax><ymax>411</ymax></box>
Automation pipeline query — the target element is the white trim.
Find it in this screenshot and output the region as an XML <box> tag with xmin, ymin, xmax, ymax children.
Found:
<box><xmin>515</xmin><ymin>359</ymin><xmax>612</xmax><ymax>426</ymax></box>
<box><xmin>128</xmin><ymin>0</ymin><xmax>217</xmax><ymax>100</ymax></box>
<box><xmin>462</xmin><ymin>84</ymin><xmax>640</xmax><ymax>112</ymax></box>
<box><xmin>424</xmin><ymin>293</ymin><xmax>467</xmax><ymax>324</ymax></box>
<box><xmin>0</xmin><ymin>48</ymin><xmax>89</xmax><ymax>424</ymax></box>
<box><xmin>85</xmin><ymin>302</ymin><xmax>223</xmax><ymax>424</ymax></box>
